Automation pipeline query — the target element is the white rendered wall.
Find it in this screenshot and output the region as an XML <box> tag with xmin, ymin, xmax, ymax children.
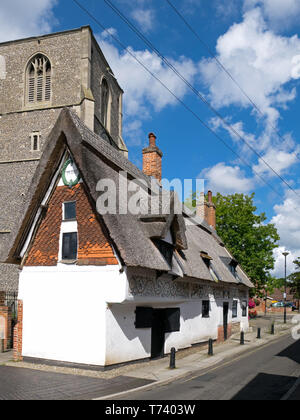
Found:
<box><xmin>105</xmin><ymin>304</ymin><xmax>152</xmax><ymax>365</ymax></box>
<box><xmin>19</xmin><ymin>265</ymin><xmax>126</xmax><ymax>366</ymax></box>
<box><xmin>19</xmin><ymin>263</ymin><xmax>249</xmax><ymax>366</ymax></box>
<box><xmin>165</xmin><ymin>300</ymin><xmax>219</xmax><ymax>353</ymax></box>
<box><xmin>105</xmin><ymin>295</ymin><xmax>249</xmax><ymax>365</ymax></box>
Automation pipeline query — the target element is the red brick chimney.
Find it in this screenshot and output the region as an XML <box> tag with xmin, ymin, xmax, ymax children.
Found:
<box><xmin>196</xmin><ymin>190</ymin><xmax>216</xmax><ymax>230</ymax></box>
<box><xmin>143</xmin><ymin>133</ymin><xmax>163</xmax><ymax>182</ymax></box>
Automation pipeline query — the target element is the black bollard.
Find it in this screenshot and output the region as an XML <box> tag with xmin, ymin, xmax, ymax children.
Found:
<box><xmin>240</xmin><ymin>331</ymin><xmax>245</xmax><ymax>345</ymax></box>
<box><xmin>257</xmin><ymin>327</ymin><xmax>261</xmax><ymax>339</ymax></box>
<box><xmin>271</xmin><ymin>323</ymin><xmax>275</xmax><ymax>335</ymax></box>
<box><xmin>169</xmin><ymin>347</ymin><xmax>176</xmax><ymax>369</ymax></box>
<box><xmin>208</xmin><ymin>339</ymin><xmax>214</xmax><ymax>356</ymax></box>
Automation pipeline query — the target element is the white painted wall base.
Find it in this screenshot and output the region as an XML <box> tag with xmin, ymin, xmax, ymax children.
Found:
<box><xmin>105</xmin><ymin>296</ymin><xmax>249</xmax><ymax>366</ymax></box>
<box><xmin>19</xmin><ymin>265</ymin><xmax>125</xmax><ymax>366</ymax></box>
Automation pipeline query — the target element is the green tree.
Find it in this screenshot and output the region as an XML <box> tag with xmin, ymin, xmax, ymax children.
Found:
<box><xmin>185</xmin><ymin>192</ymin><xmax>280</xmax><ymax>294</ymax></box>
<box><xmin>267</xmin><ymin>277</ymin><xmax>285</xmax><ymax>295</ymax></box>
<box><xmin>288</xmin><ymin>258</ymin><xmax>300</xmax><ymax>312</ymax></box>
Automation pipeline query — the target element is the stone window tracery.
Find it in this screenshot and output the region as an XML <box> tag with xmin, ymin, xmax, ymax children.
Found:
<box><xmin>26</xmin><ymin>54</ymin><xmax>51</xmax><ymax>104</ymax></box>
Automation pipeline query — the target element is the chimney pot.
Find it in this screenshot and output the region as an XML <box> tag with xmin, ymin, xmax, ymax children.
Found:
<box><xmin>148</xmin><ymin>133</ymin><xmax>157</xmax><ymax>147</ymax></box>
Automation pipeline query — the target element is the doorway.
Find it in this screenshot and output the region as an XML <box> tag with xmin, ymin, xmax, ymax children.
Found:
<box><xmin>151</xmin><ymin>309</ymin><xmax>166</xmax><ymax>359</ymax></box>
<box><xmin>223</xmin><ymin>302</ymin><xmax>229</xmax><ymax>341</ymax></box>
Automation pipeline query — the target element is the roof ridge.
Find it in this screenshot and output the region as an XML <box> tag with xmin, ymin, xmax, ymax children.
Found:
<box><xmin>66</xmin><ymin>108</ymin><xmax>154</xmax><ymax>187</ymax></box>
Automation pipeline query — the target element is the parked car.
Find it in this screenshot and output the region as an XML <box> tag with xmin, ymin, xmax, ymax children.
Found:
<box><xmin>285</xmin><ymin>302</ymin><xmax>298</xmax><ymax>311</ymax></box>
<box><xmin>271</xmin><ymin>301</ymin><xmax>284</xmax><ymax>307</ymax></box>
<box><xmin>271</xmin><ymin>301</ymin><xmax>297</xmax><ymax>311</ymax></box>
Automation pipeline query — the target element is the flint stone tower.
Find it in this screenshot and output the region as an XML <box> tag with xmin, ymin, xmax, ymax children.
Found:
<box><xmin>0</xmin><ymin>26</ymin><xmax>128</xmax><ymax>291</ymax></box>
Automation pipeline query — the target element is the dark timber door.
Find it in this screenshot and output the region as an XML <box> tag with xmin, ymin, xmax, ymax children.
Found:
<box><xmin>151</xmin><ymin>310</ymin><xmax>166</xmax><ymax>359</ymax></box>
<box><xmin>223</xmin><ymin>302</ymin><xmax>229</xmax><ymax>341</ymax></box>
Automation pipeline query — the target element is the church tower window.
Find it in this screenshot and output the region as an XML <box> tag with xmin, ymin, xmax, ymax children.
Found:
<box><xmin>100</xmin><ymin>78</ymin><xmax>109</xmax><ymax>128</ymax></box>
<box><xmin>26</xmin><ymin>54</ymin><xmax>51</xmax><ymax>104</ymax></box>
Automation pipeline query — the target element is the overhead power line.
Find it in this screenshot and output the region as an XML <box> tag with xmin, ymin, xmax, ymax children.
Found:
<box><xmin>103</xmin><ymin>0</ymin><xmax>300</xmax><ymax>201</ymax></box>
<box><xmin>71</xmin><ymin>0</ymin><xmax>300</xmax><ymax>211</ymax></box>
<box><xmin>166</xmin><ymin>0</ymin><xmax>300</xmax><ymax>164</ymax></box>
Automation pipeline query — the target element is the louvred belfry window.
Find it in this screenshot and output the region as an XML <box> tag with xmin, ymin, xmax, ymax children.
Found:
<box><xmin>27</xmin><ymin>54</ymin><xmax>51</xmax><ymax>104</ymax></box>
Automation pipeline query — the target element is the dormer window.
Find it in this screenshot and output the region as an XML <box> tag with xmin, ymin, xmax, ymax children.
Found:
<box><xmin>154</xmin><ymin>239</ymin><xmax>174</xmax><ymax>267</ymax></box>
<box><xmin>229</xmin><ymin>259</ymin><xmax>238</xmax><ymax>277</ymax></box>
<box><xmin>201</xmin><ymin>252</ymin><xmax>220</xmax><ymax>283</ymax></box>
<box><xmin>201</xmin><ymin>251</ymin><xmax>212</xmax><ymax>269</ymax></box>
<box><xmin>26</xmin><ymin>54</ymin><xmax>51</xmax><ymax>104</ymax></box>
<box><xmin>229</xmin><ymin>259</ymin><xmax>243</xmax><ymax>282</ymax></box>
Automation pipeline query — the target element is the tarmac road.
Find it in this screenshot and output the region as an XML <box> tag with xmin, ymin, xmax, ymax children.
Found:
<box><xmin>118</xmin><ymin>334</ymin><xmax>300</xmax><ymax>400</ymax></box>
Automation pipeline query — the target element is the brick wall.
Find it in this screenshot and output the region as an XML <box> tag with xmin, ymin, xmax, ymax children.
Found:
<box><xmin>217</xmin><ymin>323</ymin><xmax>235</xmax><ymax>343</ymax></box>
<box><xmin>13</xmin><ymin>300</ymin><xmax>23</xmax><ymax>361</ymax></box>
<box><xmin>25</xmin><ymin>183</ymin><xmax>118</xmax><ymax>266</ymax></box>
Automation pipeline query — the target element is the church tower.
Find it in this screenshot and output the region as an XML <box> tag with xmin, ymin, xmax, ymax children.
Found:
<box><xmin>0</xmin><ymin>26</ymin><xmax>128</xmax><ymax>292</ymax></box>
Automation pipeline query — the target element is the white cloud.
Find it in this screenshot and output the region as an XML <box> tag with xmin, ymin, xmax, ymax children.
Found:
<box><xmin>199</xmin><ymin>7</ymin><xmax>300</xmax><ymax>179</ymax></box>
<box><xmin>244</xmin><ymin>0</ymin><xmax>300</xmax><ymax>30</ymax></box>
<box><xmin>271</xmin><ymin>191</ymin><xmax>300</xmax><ymax>276</ymax></box>
<box><xmin>0</xmin><ymin>0</ymin><xmax>57</xmax><ymax>42</ymax></box>
<box><xmin>253</xmin><ymin>149</ymin><xmax>298</xmax><ymax>178</ymax></box>
<box><xmin>210</xmin><ymin>117</ymin><xmax>258</xmax><ymax>153</ymax></box>
<box><xmin>272</xmin><ymin>246</ymin><xmax>298</xmax><ymax>278</ymax></box>
<box><xmin>100</xmin><ymin>39</ymin><xmax>197</xmax><ymax>115</ymax></box>
<box><xmin>98</xmin><ymin>30</ymin><xmax>197</xmax><ymax>144</ymax></box>
<box><xmin>209</xmin><ymin>116</ymin><xmax>299</xmax><ymax>179</ymax></box>
<box><xmin>130</xmin><ymin>8</ymin><xmax>155</xmax><ymax>33</ymax></box>
<box><xmin>123</xmin><ymin>120</ymin><xmax>144</xmax><ymax>146</ymax></box>
<box><xmin>199</xmin><ymin>7</ymin><xmax>300</xmax><ymax>125</ymax></box>
<box><xmin>214</xmin><ymin>0</ymin><xmax>240</xmax><ymax>19</ymax></box>
<box><xmin>200</xmin><ymin>162</ymin><xmax>254</xmax><ymax>195</ymax></box>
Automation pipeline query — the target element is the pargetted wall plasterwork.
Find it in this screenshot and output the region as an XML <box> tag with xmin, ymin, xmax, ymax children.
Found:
<box><xmin>128</xmin><ymin>276</ymin><xmax>248</xmax><ymax>301</ymax></box>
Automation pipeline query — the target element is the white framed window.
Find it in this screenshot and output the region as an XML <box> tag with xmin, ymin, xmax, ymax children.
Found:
<box><xmin>232</xmin><ymin>300</ymin><xmax>238</xmax><ymax>318</ymax></box>
<box><xmin>62</xmin><ymin>232</ymin><xmax>78</xmax><ymax>260</ymax></box>
<box><xmin>31</xmin><ymin>132</ymin><xmax>41</xmax><ymax>152</ymax></box>
<box><xmin>63</xmin><ymin>201</ymin><xmax>76</xmax><ymax>221</ymax></box>
<box><xmin>242</xmin><ymin>300</ymin><xmax>248</xmax><ymax>317</ymax></box>
<box><xmin>202</xmin><ymin>300</ymin><xmax>210</xmax><ymax>318</ymax></box>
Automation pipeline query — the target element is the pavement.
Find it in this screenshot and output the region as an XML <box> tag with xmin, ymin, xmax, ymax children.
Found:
<box><xmin>0</xmin><ymin>366</ymin><xmax>154</xmax><ymax>400</ymax></box>
<box><xmin>0</xmin><ymin>350</ymin><xmax>13</xmax><ymax>365</ymax></box>
<box><xmin>0</xmin><ymin>314</ymin><xmax>299</xmax><ymax>400</ymax></box>
<box><xmin>96</xmin><ymin>314</ymin><xmax>299</xmax><ymax>399</ymax></box>
<box><xmin>117</xmin><ymin>334</ymin><xmax>300</xmax><ymax>400</ymax></box>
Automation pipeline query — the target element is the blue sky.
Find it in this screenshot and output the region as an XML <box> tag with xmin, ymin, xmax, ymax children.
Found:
<box><xmin>1</xmin><ymin>0</ymin><xmax>300</xmax><ymax>276</ymax></box>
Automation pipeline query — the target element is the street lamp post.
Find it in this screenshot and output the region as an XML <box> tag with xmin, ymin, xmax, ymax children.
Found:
<box><xmin>282</xmin><ymin>251</ymin><xmax>289</xmax><ymax>324</ymax></box>
<box><xmin>264</xmin><ymin>286</ymin><xmax>267</xmax><ymax>316</ymax></box>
